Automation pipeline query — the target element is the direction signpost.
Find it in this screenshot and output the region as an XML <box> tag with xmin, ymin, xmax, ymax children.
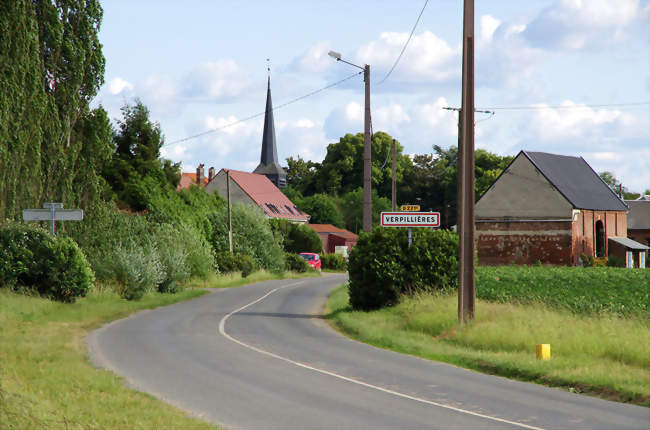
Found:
<box><xmin>22</xmin><ymin>203</ymin><xmax>84</xmax><ymax>236</ymax></box>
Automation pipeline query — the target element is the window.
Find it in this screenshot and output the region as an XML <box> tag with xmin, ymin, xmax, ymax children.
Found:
<box><xmin>293</xmin><ymin>206</ymin><xmax>303</xmax><ymax>215</ymax></box>
<box><xmin>285</xmin><ymin>205</ymin><xmax>295</xmax><ymax>215</ymax></box>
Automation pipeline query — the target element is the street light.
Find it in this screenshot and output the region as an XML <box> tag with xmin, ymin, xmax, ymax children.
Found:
<box><xmin>328</xmin><ymin>50</ymin><xmax>372</xmax><ymax>233</ymax></box>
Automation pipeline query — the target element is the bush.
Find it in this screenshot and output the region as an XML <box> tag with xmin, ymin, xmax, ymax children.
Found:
<box><xmin>284</xmin><ymin>253</ymin><xmax>309</xmax><ymax>273</ymax></box>
<box><xmin>348</xmin><ymin>227</ymin><xmax>458</xmax><ymax>310</ymax></box>
<box><xmin>606</xmin><ymin>255</ymin><xmax>625</xmax><ymax>268</ymax></box>
<box><xmin>215</xmin><ymin>252</ymin><xmax>258</xmax><ymax>277</ymax></box>
<box><xmin>269</xmin><ymin>219</ymin><xmax>322</xmax><ymax>253</ymax></box>
<box><xmin>152</xmin><ymin>224</ymin><xmax>190</xmax><ymax>293</ymax></box>
<box><xmin>106</xmin><ymin>241</ymin><xmax>165</xmax><ymax>300</ymax></box>
<box><xmin>321</xmin><ymin>253</ymin><xmax>347</xmax><ymax>271</ymax></box>
<box><xmin>580</xmin><ymin>253</ymin><xmax>595</xmax><ymax>267</ymax></box>
<box><xmin>208</xmin><ymin>203</ymin><xmax>284</xmax><ymax>272</ymax></box>
<box><xmin>0</xmin><ymin>222</ymin><xmax>94</xmax><ymax>302</ymax></box>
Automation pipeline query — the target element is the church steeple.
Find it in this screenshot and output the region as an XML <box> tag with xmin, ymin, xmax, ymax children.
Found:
<box><xmin>253</xmin><ymin>72</ymin><xmax>287</xmax><ymax>188</ymax></box>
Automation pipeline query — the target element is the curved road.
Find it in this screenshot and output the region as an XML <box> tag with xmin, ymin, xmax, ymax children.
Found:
<box><xmin>88</xmin><ymin>274</ymin><xmax>648</xmax><ymax>429</ymax></box>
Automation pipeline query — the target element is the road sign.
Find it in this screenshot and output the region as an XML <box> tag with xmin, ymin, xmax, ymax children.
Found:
<box><xmin>400</xmin><ymin>204</ymin><xmax>420</xmax><ymax>211</ymax></box>
<box><xmin>22</xmin><ymin>209</ymin><xmax>84</xmax><ymax>221</ymax></box>
<box><xmin>22</xmin><ymin>203</ymin><xmax>83</xmax><ymax>235</ymax></box>
<box><xmin>381</xmin><ymin>212</ymin><xmax>440</xmax><ymax>227</ymax></box>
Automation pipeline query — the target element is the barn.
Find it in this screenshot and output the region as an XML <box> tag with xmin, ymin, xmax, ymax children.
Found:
<box><xmin>475</xmin><ymin>150</ymin><xmax>630</xmax><ymax>266</ymax></box>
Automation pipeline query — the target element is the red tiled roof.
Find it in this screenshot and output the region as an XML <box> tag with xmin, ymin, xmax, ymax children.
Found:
<box><xmin>177</xmin><ymin>173</ymin><xmax>208</xmax><ymax>190</ymax></box>
<box><xmin>307</xmin><ymin>223</ymin><xmax>357</xmax><ymax>239</ymax></box>
<box><xmin>223</xmin><ymin>169</ymin><xmax>309</xmax><ymax>222</ymax></box>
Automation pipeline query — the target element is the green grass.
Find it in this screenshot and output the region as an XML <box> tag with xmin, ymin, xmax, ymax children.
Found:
<box><xmin>326</xmin><ymin>286</ymin><xmax>650</xmax><ymax>406</ymax></box>
<box><xmin>476</xmin><ymin>266</ymin><xmax>649</xmax><ymax>317</ymax></box>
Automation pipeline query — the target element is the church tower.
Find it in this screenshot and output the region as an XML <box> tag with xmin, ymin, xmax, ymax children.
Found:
<box><xmin>253</xmin><ymin>77</ymin><xmax>287</xmax><ymax>188</ymax></box>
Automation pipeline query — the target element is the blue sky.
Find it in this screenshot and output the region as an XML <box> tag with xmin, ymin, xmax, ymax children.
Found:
<box><xmin>94</xmin><ymin>0</ymin><xmax>649</xmax><ymax>193</ymax></box>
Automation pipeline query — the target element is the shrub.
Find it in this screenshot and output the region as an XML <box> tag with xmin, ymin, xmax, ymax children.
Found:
<box><xmin>152</xmin><ymin>224</ymin><xmax>190</xmax><ymax>293</ymax></box>
<box><xmin>348</xmin><ymin>227</ymin><xmax>458</xmax><ymax>310</ymax></box>
<box><xmin>580</xmin><ymin>253</ymin><xmax>595</xmax><ymax>267</ymax></box>
<box><xmin>269</xmin><ymin>219</ymin><xmax>322</xmax><ymax>253</ymax></box>
<box><xmin>0</xmin><ymin>222</ymin><xmax>94</xmax><ymax>302</ymax></box>
<box><xmin>208</xmin><ymin>203</ymin><xmax>284</xmax><ymax>272</ymax></box>
<box><xmin>285</xmin><ymin>253</ymin><xmax>309</xmax><ymax>273</ymax></box>
<box><xmin>321</xmin><ymin>253</ymin><xmax>347</xmax><ymax>271</ymax></box>
<box><xmin>109</xmin><ymin>241</ymin><xmax>164</xmax><ymax>300</ymax></box>
<box><xmin>215</xmin><ymin>252</ymin><xmax>258</xmax><ymax>277</ymax></box>
<box><xmin>606</xmin><ymin>255</ymin><xmax>625</xmax><ymax>268</ymax></box>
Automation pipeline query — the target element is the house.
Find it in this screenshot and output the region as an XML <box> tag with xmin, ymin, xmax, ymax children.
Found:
<box><xmin>307</xmin><ymin>224</ymin><xmax>358</xmax><ymax>254</ymax></box>
<box><xmin>205</xmin><ymin>168</ymin><xmax>309</xmax><ymax>223</ymax></box>
<box><xmin>625</xmin><ymin>196</ymin><xmax>650</xmax><ymax>248</ymax></box>
<box><xmin>475</xmin><ymin>150</ymin><xmax>631</xmax><ymax>266</ymax></box>
<box><xmin>177</xmin><ymin>164</ymin><xmax>214</xmax><ymax>190</ymax></box>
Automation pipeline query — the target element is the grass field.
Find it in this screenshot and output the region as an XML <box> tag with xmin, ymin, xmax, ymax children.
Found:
<box><xmin>0</xmin><ymin>270</ymin><xmax>318</xmax><ymax>429</ymax></box>
<box><xmin>326</xmin><ymin>285</ymin><xmax>650</xmax><ymax>406</ymax></box>
<box><xmin>476</xmin><ymin>266</ymin><xmax>649</xmax><ymax>317</ymax></box>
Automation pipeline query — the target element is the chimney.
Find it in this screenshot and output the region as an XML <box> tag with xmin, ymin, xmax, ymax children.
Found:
<box><xmin>196</xmin><ymin>164</ymin><xmax>205</xmax><ymax>186</ymax></box>
<box><xmin>208</xmin><ymin>167</ymin><xmax>215</xmax><ymax>183</ymax></box>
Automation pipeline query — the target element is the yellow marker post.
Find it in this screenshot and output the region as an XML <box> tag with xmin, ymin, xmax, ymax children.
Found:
<box><xmin>536</xmin><ymin>344</ymin><xmax>551</xmax><ymax>360</ymax></box>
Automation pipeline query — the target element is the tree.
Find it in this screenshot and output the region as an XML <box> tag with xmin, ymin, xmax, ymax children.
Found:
<box><xmin>0</xmin><ymin>0</ymin><xmax>108</xmax><ymax>219</ymax></box>
<box><xmin>296</xmin><ymin>194</ymin><xmax>344</xmax><ymax>227</ymax></box>
<box><xmin>285</xmin><ymin>156</ymin><xmax>319</xmax><ymax>195</ymax></box>
<box><xmin>310</xmin><ymin>131</ymin><xmax>412</xmax><ymax>199</ymax></box>
<box><xmin>103</xmin><ymin>100</ymin><xmax>181</xmax><ymax>209</ymax></box>
<box><xmin>599</xmin><ymin>171</ymin><xmax>640</xmax><ymax>200</ymax></box>
<box><xmin>338</xmin><ymin>188</ymin><xmax>392</xmax><ymax>234</ymax></box>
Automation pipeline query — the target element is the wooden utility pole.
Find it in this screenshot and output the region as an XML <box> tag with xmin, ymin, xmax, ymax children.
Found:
<box><xmin>458</xmin><ymin>0</ymin><xmax>476</xmax><ymax>324</ymax></box>
<box><xmin>363</xmin><ymin>64</ymin><xmax>372</xmax><ymax>232</ymax></box>
<box><xmin>392</xmin><ymin>138</ymin><xmax>397</xmax><ymax>211</ymax></box>
<box><xmin>227</xmin><ymin>170</ymin><xmax>233</xmax><ymax>253</ymax></box>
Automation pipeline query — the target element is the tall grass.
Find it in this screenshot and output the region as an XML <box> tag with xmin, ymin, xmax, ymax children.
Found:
<box><xmin>326</xmin><ymin>286</ymin><xmax>650</xmax><ymax>406</ymax></box>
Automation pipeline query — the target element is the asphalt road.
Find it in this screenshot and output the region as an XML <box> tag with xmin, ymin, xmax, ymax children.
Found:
<box><xmin>87</xmin><ymin>274</ymin><xmax>649</xmax><ymax>430</ymax></box>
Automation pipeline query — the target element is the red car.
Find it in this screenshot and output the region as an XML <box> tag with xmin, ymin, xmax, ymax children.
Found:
<box><xmin>299</xmin><ymin>252</ymin><xmax>321</xmax><ymax>271</ymax></box>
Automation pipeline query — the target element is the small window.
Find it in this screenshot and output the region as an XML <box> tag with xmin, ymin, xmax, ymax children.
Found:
<box><xmin>285</xmin><ymin>205</ymin><xmax>295</xmax><ymax>215</ymax></box>
<box><xmin>293</xmin><ymin>206</ymin><xmax>303</xmax><ymax>215</ymax></box>
<box><xmin>266</xmin><ymin>203</ymin><xmax>279</xmax><ymax>214</ymax></box>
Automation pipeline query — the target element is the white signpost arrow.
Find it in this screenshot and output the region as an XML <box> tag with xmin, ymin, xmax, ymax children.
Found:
<box><xmin>22</xmin><ymin>203</ymin><xmax>84</xmax><ymax>236</ymax></box>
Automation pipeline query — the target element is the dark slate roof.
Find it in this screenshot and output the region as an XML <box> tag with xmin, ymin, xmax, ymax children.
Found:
<box><xmin>625</xmin><ymin>200</ymin><xmax>650</xmax><ymax>229</ymax></box>
<box><xmin>254</xmin><ymin>77</ymin><xmax>286</xmax><ymax>174</ymax></box>
<box><xmin>522</xmin><ymin>151</ymin><xmax>628</xmax><ymax>211</ymax></box>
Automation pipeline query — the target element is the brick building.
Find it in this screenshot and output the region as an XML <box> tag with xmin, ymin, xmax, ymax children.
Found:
<box><xmin>306</xmin><ymin>224</ymin><xmax>358</xmax><ymax>254</ymax></box>
<box><xmin>475</xmin><ymin>151</ymin><xmax>629</xmax><ymax>265</ymax></box>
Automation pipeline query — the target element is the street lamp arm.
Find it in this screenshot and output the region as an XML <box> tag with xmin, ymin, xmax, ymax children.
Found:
<box><xmin>337</xmin><ymin>58</ymin><xmax>365</xmax><ymax>70</ymax></box>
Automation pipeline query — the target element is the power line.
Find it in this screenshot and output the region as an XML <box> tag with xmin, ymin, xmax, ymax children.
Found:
<box><xmin>377</xmin><ymin>0</ymin><xmax>429</xmax><ymax>85</ymax></box>
<box><xmin>164</xmin><ymin>71</ymin><xmax>363</xmax><ymax>147</ymax></box>
<box><xmin>476</xmin><ymin>102</ymin><xmax>650</xmax><ymax>111</ymax></box>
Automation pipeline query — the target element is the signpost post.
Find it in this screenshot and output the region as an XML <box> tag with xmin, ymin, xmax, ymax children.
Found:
<box><xmin>22</xmin><ymin>203</ymin><xmax>84</xmax><ymax>236</ymax></box>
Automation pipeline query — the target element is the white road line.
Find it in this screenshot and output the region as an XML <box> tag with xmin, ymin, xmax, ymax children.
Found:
<box><xmin>218</xmin><ymin>280</ymin><xmax>546</xmax><ymax>430</ymax></box>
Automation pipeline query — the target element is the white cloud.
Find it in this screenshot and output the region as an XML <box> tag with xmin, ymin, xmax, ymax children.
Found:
<box><xmin>323</xmin><ymin>102</ymin><xmax>364</xmax><ymax>138</ymax></box>
<box><xmin>289</xmin><ymin>41</ymin><xmax>334</xmax><ymax>74</ymax></box>
<box><xmin>524</xmin><ymin>0</ymin><xmax>640</xmax><ymax>49</ymax></box>
<box><xmin>109</xmin><ymin>77</ymin><xmax>133</xmax><ymax>95</ymax></box>
<box><xmin>355</xmin><ymin>31</ymin><xmax>461</xmax><ymax>84</ymax></box>
<box><xmin>480</xmin><ymin>15</ymin><xmax>502</xmax><ymax>43</ymax></box>
<box><xmin>183</xmin><ymin>60</ymin><xmax>252</xmax><ymax>101</ymax></box>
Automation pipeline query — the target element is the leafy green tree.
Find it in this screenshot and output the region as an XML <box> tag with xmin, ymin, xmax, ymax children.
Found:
<box><xmin>0</xmin><ymin>0</ymin><xmax>108</xmax><ymax>219</ymax></box>
<box><xmin>599</xmin><ymin>171</ymin><xmax>640</xmax><ymax>200</ymax></box>
<box><xmin>104</xmin><ymin>100</ymin><xmax>181</xmax><ymax>209</ymax></box>
<box><xmin>285</xmin><ymin>156</ymin><xmax>319</xmax><ymax>195</ymax></box>
<box><xmin>296</xmin><ymin>194</ymin><xmax>344</xmax><ymax>227</ymax></box>
<box><xmin>309</xmin><ymin>132</ymin><xmax>412</xmax><ymax>199</ymax></box>
<box><xmin>338</xmin><ymin>188</ymin><xmax>392</xmax><ymax>234</ymax></box>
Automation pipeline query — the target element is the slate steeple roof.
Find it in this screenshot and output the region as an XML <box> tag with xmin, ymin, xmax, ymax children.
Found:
<box><xmin>253</xmin><ymin>77</ymin><xmax>287</xmax><ymax>187</ymax></box>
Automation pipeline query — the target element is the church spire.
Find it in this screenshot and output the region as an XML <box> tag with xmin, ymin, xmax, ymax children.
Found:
<box><xmin>253</xmin><ymin>63</ymin><xmax>287</xmax><ymax>188</ymax></box>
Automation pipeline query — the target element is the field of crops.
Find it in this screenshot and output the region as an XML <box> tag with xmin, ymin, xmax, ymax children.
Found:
<box><xmin>476</xmin><ymin>266</ymin><xmax>649</xmax><ymax>317</ymax></box>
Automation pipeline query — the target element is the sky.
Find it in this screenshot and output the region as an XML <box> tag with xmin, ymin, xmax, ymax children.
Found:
<box><xmin>94</xmin><ymin>0</ymin><xmax>650</xmax><ymax>193</ymax></box>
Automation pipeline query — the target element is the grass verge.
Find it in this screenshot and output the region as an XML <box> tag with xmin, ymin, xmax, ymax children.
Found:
<box><xmin>325</xmin><ymin>285</ymin><xmax>650</xmax><ymax>407</ymax></box>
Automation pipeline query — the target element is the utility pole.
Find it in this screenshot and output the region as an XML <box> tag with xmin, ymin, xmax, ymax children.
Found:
<box><xmin>363</xmin><ymin>64</ymin><xmax>372</xmax><ymax>232</ymax></box>
<box><xmin>227</xmin><ymin>170</ymin><xmax>233</xmax><ymax>253</ymax></box>
<box><xmin>392</xmin><ymin>138</ymin><xmax>397</xmax><ymax>211</ymax></box>
<box><xmin>458</xmin><ymin>0</ymin><xmax>476</xmax><ymax>324</ymax></box>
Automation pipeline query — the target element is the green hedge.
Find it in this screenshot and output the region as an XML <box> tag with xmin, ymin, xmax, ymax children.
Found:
<box><xmin>269</xmin><ymin>219</ymin><xmax>322</xmax><ymax>254</ymax></box>
<box><xmin>284</xmin><ymin>253</ymin><xmax>310</xmax><ymax>273</ymax></box>
<box><xmin>348</xmin><ymin>227</ymin><xmax>458</xmax><ymax>310</ymax></box>
<box><xmin>0</xmin><ymin>222</ymin><xmax>94</xmax><ymax>302</ymax></box>
<box><xmin>215</xmin><ymin>252</ymin><xmax>258</xmax><ymax>278</ymax></box>
<box><xmin>321</xmin><ymin>253</ymin><xmax>347</xmax><ymax>271</ymax></box>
